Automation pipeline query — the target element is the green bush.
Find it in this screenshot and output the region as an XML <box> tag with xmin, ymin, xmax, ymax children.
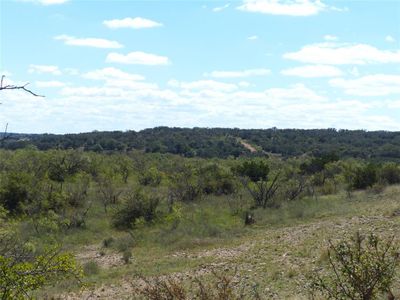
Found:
<box><xmin>379</xmin><ymin>163</ymin><xmax>400</xmax><ymax>185</ymax></box>
<box><xmin>350</xmin><ymin>163</ymin><xmax>378</xmax><ymax>190</ymax></box>
<box><xmin>102</xmin><ymin>237</ymin><xmax>115</xmax><ymax>248</ymax></box>
<box><xmin>235</xmin><ymin>159</ymin><xmax>270</xmax><ymax>182</ymax></box>
<box><xmin>0</xmin><ymin>232</ymin><xmax>82</xmax><ymax>299</ymax></box>
<box><xmin>0</xmin><ymin>172</ymin><xmax>32</xmax><ymax>214</ymax></box>
<box><xmin>138</xmin><ymin>167</ymin><xmax>162</xmax><ymax>186</ymax></box>
<box><xmin>300</xmin><ymin>153</ymin><xmax>339</xmax><ymax>175</ymax></box>
<box><xmin>115</xmin><ymin>235</ymin><xmax>135</xmax><ymax>252</ymax></box>
<box><xmin>310</xmin><ymin>232</ymin><xmax>399</xmax><ymax>300</ymax></box>
<box><xmin>235</xmin><ymin>159</ymin><xmax>281</xmax><ymax>208</ymax></box>
<box><xmin>168</xmin><ymin>165</ymin><xmax>201</xmax><ymax>202</ymax></box>
<box><xmin>112</xmin><ymin>189</ymin><xmax>160</xmax><ymax>229</ymax></box>
<box><xmin>83</xmin><ymin>260</ymin><xmax>100</xmax><ymax>276</ymax></box>
<box><xmin>198</xmin><ymin>163</ymin><xmax>236</xmax><ymax>195</ymax></box>
<box><xmin>122</xmin><ymin>250</ymin><xmax>132</xmax><ymax>264</ymax></box>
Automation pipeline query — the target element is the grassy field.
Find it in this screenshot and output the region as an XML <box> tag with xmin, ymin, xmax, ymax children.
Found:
<box><xmin>37</xmin><ymin>185</ymin><xmax>400</xmax><ymax>299</ymax></box>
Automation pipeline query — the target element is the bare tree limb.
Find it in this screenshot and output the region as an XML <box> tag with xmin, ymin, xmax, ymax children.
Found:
<box><xmin>0</xmin><ymin>75</ymin><xmax>44</xmax><ymax>97</ymax></box>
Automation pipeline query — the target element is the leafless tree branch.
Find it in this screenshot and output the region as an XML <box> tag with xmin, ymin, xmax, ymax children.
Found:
<box><xmin>0</xmin><ymin>75</ymin><xmax>44</xmax><ymax>97</ymax></box>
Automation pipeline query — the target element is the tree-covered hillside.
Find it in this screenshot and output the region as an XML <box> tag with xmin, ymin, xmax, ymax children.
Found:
<box><xmin>2</xmin><ymin>127</ymin><xmax>400</xmax><ymax>160</ymax></box>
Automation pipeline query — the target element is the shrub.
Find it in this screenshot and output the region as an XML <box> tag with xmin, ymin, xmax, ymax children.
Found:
<box><xmin>300</xmin><ymin>153</ymin><xmax>339</xmax><ymax>175</ymax></box>
<box><xmin>122</xmin><ymin>250</ymin><xmax>132</xmax><ymax>264</ymax></box>
<box><xmin>197</xmin><ymin>164</ymin><xmax>236</xmax><ymax>195</ymax></box>
<box><xmin>133</xmin><ymin>269</ymin><xmax>262</xmax><ymax>299</ymax></box>
<box><xmin>368</xmin><ymin>182</ymin><xmax>385</xmax><ymax>195</ymax></box>
<box><xmin>226</xmin><ymin>193</ymin><xmax>249</xmax><ymax>216</ymax></box>
<box><xmin>102</xmin><ymin>237</ymin><xmax>115</xmax><ymax>248</ymax></box>
<box><xmin>379</xmin><ymin>163</ymin><xmax>400</xmax><ymax>185</ymax></box>
<box><xmin>234</xmin><ymin>160</ymin><xmax>281</xmax><ymax>208</ymax></box>
<box><xmin>83</xmin><ymin>260</ymin><xmax>100</xmax><ymax>276</ymax></box>
<box><xmin>310</xmin><ymin>232</ymin><xmax>399</xmax><ymax>300</ymax></box>
<box><xmin>0</xmin><ymin>172</ymin><xmax>31</xmax><ymax>214</ymax></box>
<box><xmin>0</xmin><ymin>232</ymin><xmax>82</xmax><ymax>299</ymax></box>
<box><xmin>244</xmin><ymin>211</ymin><xmax>255</xmax><ymax>225</ymax></box>
<box><xmin>164</xmin><ymin>202</ymin><xmax>183</xmax><ymax>230</ymax></box>
<box><xmin>115</xmin><ymin>235</ymin><xmax>135</xmax><ymax>252</ymax></box>
<box><xmin>97</xmin><ymin>177</ymin><xmax>123</xmax><ymax>213</ymax></box>
<box><xmin>168</xmin><ymin>165</ymin><xmax>201</xmax><ymax>203</ymax></box>
<box><xmin>112</xmin><ymin>189</ymin><xmax>160</xmax><ymax>229</ymax></box>
<box><xmin>235</xmin><ymin>160</ymin><xmax>270</xmax><ymax>182</ymax></box>
<box><xmin>351</xmin><ymin>163</ymin><xmax>378</xmax><ymax>190</ymax></box>
<box><xmin>64</xmin><ymin>174</ymin><xmax>90</xmax><ymax>208</ymax></box>
<box><xmin>138</xmin><ymin>166</ymin><xmax>162</xmax><ymax>187</ymax></box>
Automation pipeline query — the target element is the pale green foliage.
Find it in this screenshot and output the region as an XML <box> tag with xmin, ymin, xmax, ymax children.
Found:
<box><xmin>138</xmin><ymin>166</ymin><xmax>162</xmax><ymax>186</ymax></box>
<box><xmin>0</xmin><ymin>232</ymin><xmax>82</xmax><ymax>299</ymax></box>
<box><xmin>164</xmin><ymin>202</ymin><xmax>183</xmax><ymax>229</ymax></box>
<box><xmin>311</xmin><ymin>232</ymin><xmax>399</xmax><ymax>300</ymax></box>
<box><xmin>168</xmin><ymin>164</ymin><xmax>201</xmax><ymax>202</ymax></box>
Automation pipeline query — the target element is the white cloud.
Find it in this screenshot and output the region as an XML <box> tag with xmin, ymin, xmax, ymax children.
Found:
<box><xmin>248</xmin><ymin>35</ymin><xmax>259</xmax><ymax>40</ymax></box>
<box><xmin>28</xmin><ymin>64</ymin><xmax>62</xmax><ymax>75</ymax></box>
<box><xmin>239</xmin><ymin>81</ymin><xmax>251</xmax><ymax>87</ymax></box>
<box><xmin>168</xmin><ymin>79</ymin><xmax>238</xmax><ymax>92</ymax></box>
<box><xmin>213</xmin><ymin>3</ymin><xmax>230</xmax><ymax>12</ymax></box>
<box><xmin>206</xmin><ymin>68</ymin><xmax>271</xmax><ymax>78</ymax></box>
<box><xmin>284</xmin><ymin>42</ymin><xmax>400</xmax><ymax>65</ymax></box>
<box><xmin>36</xmin><ymin>81</ymin><xmax>66</xmax><ymax>88</ymax></box>
<box><xmin>348</xmin><ymin>67</ymin><xmax>360</xmax><ymax>77</ymax></box>
<box><xmin>324</xmin><ymin>34</ymin><xmax>338</xmax><ymax>41</ymax></box>
<box><xmin>330</xmin><ymin>74</ymin><xmax>400</xmax><ymax>96</ymax></box>
<box><xmin>64</xmin><ymin>68</ymin><xmax>79</xmax><ymax>76</ymax></box>
<box><xmin>102</xmin><ymin>80</ymin><xmax>158</xmax><ymax>90</ymax></box>
<box><xmin>39</xmin><ymin>0</ymin><xmax>68</xmax><ymax>4</ymax></box>
<box><xmin>54</xmin><ymin>35</ymin><xmax>123</xmax><ymax>49</ymax></box>
<box><xmin>237</xmin><ymin>0</ymin><xmax>327</xmax><ymax>16</ymax></box>
<box><xmin>106</xmin><ymin>51</ymin><xmax>170</xmax><ymax>65</ymax></box>
<box><xmin>103</xmin><ymin>17</ymin><xmax>163</xmax><ymax>29</ymax></box>
<box><xmin>385</xmin><ymin>35</ymin><xmax>396</xmax><ymax>43</ymax></box>
<box><xmin>60</xmin><ymin>86</ymin><xmax>125</xmax><ymax>98</ymax></box>
<box><xmin>2</xmin><ymin>79</ymin><xmax>399</xmax><ymax>133</ymax></box>
<box><xmin>60</xmin><ymin>81</ymin><xmax>158</xmax><ymax>98</ymax></box>
<box><xmin>81</xmin><ymin>68</ymin><xmax>158</xmax><ymax>91</ymax></box>
<box><xmin>19</xmin><ymin>0</ymin><xmax>69</xmax><ymax>5</ymax></box>
<box><xmin>387</xmin><ymin>100</ymin><xmax>400</xmax><ymax>109</ymax></box>
<box><xmin>83</xmin><ymin>67</ymin><xmax>145</xmax><ymax>81</ymax></box>
<box><xmin>82</xmin><ymin>68</ymin><xmax>157</xmax><ymax>90</ymax></box>
<box><xmin>263</xmin><ymin>83</ymin><xmax>326</xmax><ymax>102</ymax></box>
<box><xmin>281</xmin><ymin>65</ymin><xmax>343</xmax><ymax>77</ymax></box>
<box><xmin>0</xmin><ymin>70</ymin><xmax>12</xmax><ymax>77</ymax></box>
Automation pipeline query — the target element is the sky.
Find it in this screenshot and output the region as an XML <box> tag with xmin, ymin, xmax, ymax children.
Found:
<box><xmin>0</xmin><ymin>0</ymin><xmax>399</xmax><ymax>134</ymax></box>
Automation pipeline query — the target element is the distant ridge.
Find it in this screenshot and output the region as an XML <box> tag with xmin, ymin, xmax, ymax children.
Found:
<box><xmin>1</xmin><ymin>127</ymin><xmax>400</xmax><ymax>161</ymax></box>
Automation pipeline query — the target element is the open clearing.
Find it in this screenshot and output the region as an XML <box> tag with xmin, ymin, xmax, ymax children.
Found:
<box><xmin>60</xmin><ymin>187</ymin><xmax>400</xmax><ymax>299</ymax></box>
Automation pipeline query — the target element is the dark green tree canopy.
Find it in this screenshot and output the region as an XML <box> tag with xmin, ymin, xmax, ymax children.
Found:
<box><xmin>235</xmin><ymin>160</ymin><xmax>270</xmax><ymax>182</ymax></box>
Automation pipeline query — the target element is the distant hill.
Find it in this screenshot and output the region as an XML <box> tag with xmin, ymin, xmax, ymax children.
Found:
<box><xmin>1</xmin><ymin>127</ymin><xmax>400</xmax><ymax>160</ymax></box>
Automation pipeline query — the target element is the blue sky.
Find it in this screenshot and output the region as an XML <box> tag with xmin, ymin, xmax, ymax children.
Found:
<box><xmin>0</xmin><ymin>0</ymin><xmax>399</xmax><ymax>133</ymax></box>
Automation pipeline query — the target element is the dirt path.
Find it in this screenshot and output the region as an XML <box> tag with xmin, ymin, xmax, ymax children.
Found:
<box><xmin>239</xmin><ymin>139</ymin><xmax>258</xmax><ymax>153</ymax></box>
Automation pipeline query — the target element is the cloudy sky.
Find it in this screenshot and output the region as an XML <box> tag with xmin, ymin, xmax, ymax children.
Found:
<box><xmin>0</xmin><ymin>0</ymin><xmax>399</xmax><ymax>133</ymax></box>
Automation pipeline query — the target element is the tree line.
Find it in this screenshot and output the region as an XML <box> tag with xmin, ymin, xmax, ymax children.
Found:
<box><xmin>2</xmin><ymin>127</ymin><xmax>400</xmax><ymax>160</ymax></box>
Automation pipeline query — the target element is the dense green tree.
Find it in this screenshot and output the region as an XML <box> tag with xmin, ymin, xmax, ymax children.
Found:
<box><xmin>235</xmin><ymin>160</ymin><xmax>281</xmax><ymax>208</ymax></box>
<box><xmin>351</xmin><ymin>163</ymin><xmax>378</xmax><ymax>190</ymax></box>
<box><xmin>378</xmin><ymin>162</ymin><xmax>400</xmax><ymax>185</ymax></box>
<box><xmin>112</xmin><ymin>188</ymin><xmax>160</xmax><ymax>230</ymax></box>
